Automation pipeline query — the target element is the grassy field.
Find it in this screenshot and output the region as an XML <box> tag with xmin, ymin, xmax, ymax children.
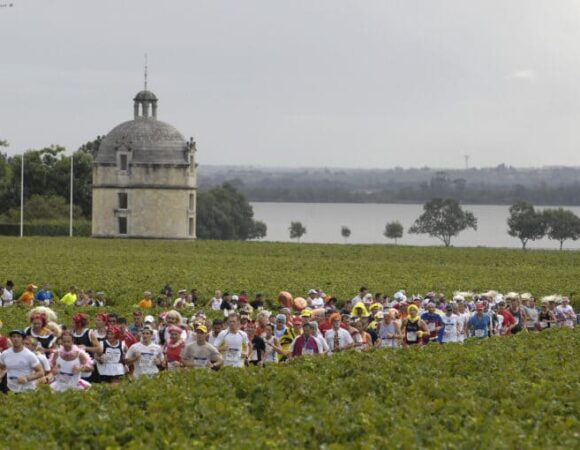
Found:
<box><xmin>0</xmin><ymin>237</ymin><xmax>578</xmax><ymax>449</ymax></box>
<box><xmin>0</xmin><ymin>329</ymin><xmax>578</xmax><ymax>449</ymax></box>
<box><xmin>1</xmin><ymin>236</ymin><xmax>579</xmax><ymax>308</ymax></box>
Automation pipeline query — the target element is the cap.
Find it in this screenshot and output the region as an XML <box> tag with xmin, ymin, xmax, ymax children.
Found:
<box><xmin>300</xmin><ymin>309</ymin><xmax>313</xmax><ymax>317</ymax></box>
<box><xmin>308</xmin><ymin>289</ymin><xmax>318</xmax><ymax>295</ymax></box>
<box><xmin>142</xmin><ymin>326</ymin><xmax>154</xmax><ymax>333</ymax></box>
<box><xmin>276</xmin><ymin>314</ymin><xmax>286</xmax><ymax>322</ymax></box>
<box><xmin>178</xmin><ymin>289</ymin><xmax>187</xmax><ymax>295</ymax></box>
<box><xmin>195</xmin><ymin>325</ymin><xmax>208</xmax><ymax>333</ymax></box>
<box><xmin>292</xmin><ymin>317</ymin><xmax>304</xmax><ymax>326</ymax></box>
<box><xmin>445</xmin><ymin>304</ymin><xmax>453</xmax><ymax>311</ymax></box>
<box><xmin>232</xmin><ymin>295</ymin><xmax>239</xmax><ymax>301</ymax></box>
<box><xmin>144</xmin><ymin>315</ymin><xmax>155</xmax><ymax>323</ymax></box>
<box><xmin>9</xmin><ymin>329</ymin><xmax>26</xmax><ymax>337</ymax></box>
<box><xmin>26</xmin><ymin>284</ymin><xmax>37</xmax><ymax>290</ymax></box>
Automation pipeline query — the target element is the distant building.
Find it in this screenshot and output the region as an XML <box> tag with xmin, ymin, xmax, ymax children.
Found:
<box><xmin>92</xmin><ymin>88</ymin><xmax>197</xmax><ymax>239</ymax></box>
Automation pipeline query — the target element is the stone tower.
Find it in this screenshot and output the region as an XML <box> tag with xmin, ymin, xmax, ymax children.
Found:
<box><xmin>92</xmin><ymin>88</ymin><xmax>197</xmax><ymax>239</ymax></box>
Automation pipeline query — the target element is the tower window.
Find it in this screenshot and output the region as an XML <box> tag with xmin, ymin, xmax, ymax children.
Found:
<box><xmin>120</xmin><ymin>154</ymin><xmax>128</xmax><ymax>171</ymax></box>
<box><xmin>188</xmin><ymin>217</ymin><xmax>194</xmax><ymax>236</ymax></box>
<box><xmin>118</xmin><ymin>217</ymin><xmax>127</xmax><ymax>235</ymax></box>
<box><xmin>118</xmin><ymin>193</ymin><xmax>128</xmax><ymax>210</ymax></box>
<box><xmin>189</xmin><ymin>193</ymin><xmax>194</xmax><ymax>210</ymax></box>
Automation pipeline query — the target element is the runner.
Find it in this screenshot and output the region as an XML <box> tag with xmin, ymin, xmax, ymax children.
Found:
<box><xmin>375</xmin><ymin>311</ymin><xmax>402</xmax><ymax>349</ymax></box>
<box><xmin>262</xmin><ymin>323</ymin><xmax>283</xmax><ymax>364</ymax></box>
<box><xmin>401</xmin><ymin>305</ymin><xmax>429</xmax><ymax>347</ymax></box>
<box><xmin>272</xmin><ymin>314</ymin><xmax>295</xmax><ymax>362</ymax></box>
<box><xmin>351</xmin><ymin>319</ymin><xmax>372</xmax><ymax>352</ymax></box>
<box><xmin>290</xmin><ymin>322</ymin><xmax>321</xmax><ymax>357</ymax></box>
<box><xmin>125</xmin><ymin>326</ymin><xmax>163</xmax><ymax>378</ymax></box>
<box><xmin>468</xmin><ymin>304</ymin><xmax>491</xmax><ymax>339</ymax></box>
<box><xmin>420</xmin><ymin>303</ymin><xmax>443</xmax><ymax>344</ymax></box>
<box><xmin>0</xmin><ymin>330</ymin><xmax>44</xmax><ymax>393</ymax></box>
<box><xmin>181</xmin><ymin>325</ymin><xmax>223</xmax><ymax>370</ymax></box>
<box><xmin>440</xmin><ymin>304</ymin><xmax>460</xmax><ymax>344</ymax></box>
<box><xmin>556</xmin><ymin>297</ymin><xmax>576</xmax><ymax>328</ymax></box>
<box><xmin>24</xmin><ymin>313</ymin><xmax>56</xmax><ymax>357</ymax></box>
<box><xmin>497</xmin><ymin>302</ymin><xmax>516</xmax><ymax>336</ymax></box>
<box><xmin>325</xmin><ymin>314</ymin><xmax>354</xmax><ymax>354</ymax></box>
<box><xmin>164</xmin><ymin>325</ymin><xmax>185</xmax><ymax>370</ymax></box>
<box><xmin>95</xmin><ymin>326</ymin><xmax>127</xmax><ymax>384</ymax></box>
<box><xmin>50</xmin><ymin>331</ymin><xmax>92</xmax><ymax>391</ymax></box>
<box><xmin>245</xmin><ymin>322</ymin><xmax>265</xmax><ymax>366</ymax></box>
<box><xmin>537</xmin><ymin>298</ymin><xmax>556</xmax><ymax>330</ymax></box>
<box><xmin>507</xmin><ymin>296</ymin><xmax>528</xmax><ymax>334</ymax></box>
<box><xmin>214</xmin><ymin>314</ymin><xmax>250</xmax><ymax>368</ymax></box>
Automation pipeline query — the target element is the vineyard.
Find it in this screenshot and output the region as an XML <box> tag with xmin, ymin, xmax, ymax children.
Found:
<box><xmin>0</xmin><ymin>329</ymin><xmax>577</xmax><ymax>449</ymax></box>
<box><xmin>0</xmin><ymin>237</ymin><xmax>579</xmax><ymax>449</ymax></box>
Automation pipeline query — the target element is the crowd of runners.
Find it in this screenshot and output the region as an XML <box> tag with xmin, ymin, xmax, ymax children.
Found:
<box><xmin>0</xmin><ymin>282</ymin><xmax>577</xmax><ymax>393</ymax></box>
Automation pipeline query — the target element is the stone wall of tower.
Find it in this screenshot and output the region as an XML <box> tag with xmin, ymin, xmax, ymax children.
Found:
<box><xmin>92</xmin><ymin>162</ymin><xmax>197</xmax><ymax>240</ymax></box>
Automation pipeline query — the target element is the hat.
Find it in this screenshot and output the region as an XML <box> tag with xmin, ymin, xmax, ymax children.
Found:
<box><xmin>142</xmin><ymin>326</ymin><xmax>154</xmax><ymax>333</ymax></box>
<box><xmin>300</xmin><ymin>309</ymin><xmax>313</xmax><ymax>317</ymax></box>
<box><xmin>370</xmin><ymin>303</ymin><xmax>382</xmax><ymax>310</ymax></box>
<box><xmin>195</xmin><ymin>325</ymin><xmax>208</xmax><ymax>333</ymax></box>
<box><xmin>26</xmin><ymin>284</ymin><xmax>37</xmax><ymax>290</ymax></box>
<box><xmin>308</xmin><ymin>289</ymin><xmax>318</xmax><ymax>295</ymax></box>
<box><xmin>232</xmin><ymin>295</ymin><xmax>239</xmax><ymax>301</ymax></box>
<box><xmin>9</xmin><ymin>329</ymin><xmax>25</xmax><ymax>337</ymax></box>
<box><xmin>144</xmin><ymin>315</ymin><xmax>155</xmax><ymax>323</ymax></box>
<box><xmin>445</xmin><ymin>304</ymin><xmax>453</xmax><ymax>311</ymax></box>
<box><xmin>168</xmin><ymin>325</ymin><xmax>182</xmax><ymax>334</ymax></box>
<box><xmin>143</xmin><ymin>291</ymin><xmax>152</xmax><ymax>296</ymax></box>
<box><xmin>476</xmin><ymin>303</ymin><xmax>484</xmax><ymax>311</ymax></box>
<box><xmin>292</xmin><ymin>317</ymin><xmax>304</xmax><ymax>326</ymax></box>
<box><xmin>178</xmin><ymin>289</ymin><xmax>187</xmax><ymax>295</ymax></box>
<box><xmin>96</xmin><ymin>291</ymin><xmax>105</xmax><ymax>296</ymax></box>
<box><xmin>375</xmin><ymin>311</ymin><xmax>385</xmax><ymax>319</ymax></box>
<box><xmin>276</xmin><ymin>314</ymin><xmax>287</xmax><ymax>323</ymax></box>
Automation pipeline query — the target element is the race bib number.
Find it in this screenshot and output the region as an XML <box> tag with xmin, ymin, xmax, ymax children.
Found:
<box><xmin>474</xmin><ymin>329</ymin><xmax>485</xmax><ymax>338</ymax></box>
<box><xmin>428</xmin><ymin>323</ymin><xmax>436</xmax><ymax>332</ymax></box>
<box><xmin>303</xmin><ymin>348</ymin><xmax>314</xmax><ymax>356</ymax></box>
<box><xmin>226</xmin><ymin>347</ymin><xmax>241</xmax><ymax>362</ymax></box>
<box><xmin>540</xmin><ymin>321</ymin><xmax>548</xmax><ymax>329</ymax></box>
<box><xmin>406</xmin><ymin>331</ymin><xmax>417</xmax><ymax>342</ymax></box>
<box><xmin>193</xmin><ymin>357</ymin><xmax>208</xmax><ymax>368</ymax></box>
<box><xmin>137</xmin><ymin>352</ymin><xmax>154</xmax><ymax>367</ymax></box>
<box><xmin>514</xmin><ymin>317</ymin><xmax>519</xmax><ymax>326</ymax></box>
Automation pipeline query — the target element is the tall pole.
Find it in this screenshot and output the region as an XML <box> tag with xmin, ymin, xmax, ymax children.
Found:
<box><xmin>69</xmin><ymin>154</ymin><xmax>73</xmax><ymax>237</ymax></box>
<box><xmin>20</xmin><ymin>154</ymin><xmax>24</xmax><ymax>238</ymax></box>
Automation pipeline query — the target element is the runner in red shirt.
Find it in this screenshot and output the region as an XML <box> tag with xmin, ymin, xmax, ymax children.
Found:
<box><xmin>497</xmin><ymin>302</ymin><xmax>516</xmax><ymax>336</ymax></box>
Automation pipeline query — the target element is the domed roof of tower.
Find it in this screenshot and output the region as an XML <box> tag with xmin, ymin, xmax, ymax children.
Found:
<box><xmin>95</xmin><ymin>90</ymin><xmax>189</xmax><ymax>165</ymax></box>
<box><xmin>133</xmin><ymin>89</ymin><xmax>158</xmax><ymax>102</ymax></box>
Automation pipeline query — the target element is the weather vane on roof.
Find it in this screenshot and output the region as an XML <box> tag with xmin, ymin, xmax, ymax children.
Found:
<box><xmin>144</xmin><ymin>53</ymin><xmax>148</xmax><ymax>90</ymax></box>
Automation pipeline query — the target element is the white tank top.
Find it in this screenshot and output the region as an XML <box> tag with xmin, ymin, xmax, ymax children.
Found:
<box><xmin>52</xmin><ymin>354</ymin><xmax>82</xmax><ymax>391</ymax></box>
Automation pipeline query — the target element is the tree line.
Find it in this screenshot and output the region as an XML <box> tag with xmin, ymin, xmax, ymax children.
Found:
<box><xmin>288</xmin><ymin>199</ymin><xmax>580</xmax><ymax>250</ymax></box>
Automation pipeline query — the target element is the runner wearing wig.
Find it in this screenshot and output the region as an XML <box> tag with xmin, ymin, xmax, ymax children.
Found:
<box><xmin>50</xmin><ymin>331</ymin><xmax>92</xmax><ymax>391</ymax></box>
<box><xmin>401</xmin><ymin>305</ymin><xmax>429</xmax><ymax>347</ymax></box>
<box><xmin>95</xmin><ymin>326</ymin><xmax>127</xmax><ymax>383</ymax></box>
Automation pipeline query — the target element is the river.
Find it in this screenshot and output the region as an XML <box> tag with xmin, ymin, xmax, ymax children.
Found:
<box><xmin>250</xmin><ymin>202</ymin><xmax>580</xmax><ymax>249</ymax></box>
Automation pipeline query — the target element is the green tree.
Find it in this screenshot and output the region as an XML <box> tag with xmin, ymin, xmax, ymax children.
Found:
<box><xmin>409</xmin><ymin>198</ymin><xmax>477</xmax><ymax>247</ymax></box>
<box><xmin>289</xmin><ymin>221</ymin><xmax>306</xmax><ymax>242</ymax></box>
<box><xmin>384</xmin><ymin>221</ymin><xmax>403</xmax><ymax>244</ymax></box>
<box><xmin>507</xmin><ymin>201</ymin><xmax>546</xmax><ymax>249</ymax></box>
<box><xmin>249</xmin><ymin>221</ymin><xmax>267</xmax><ymax>240</ymax></box>
<box><xmin>341</xmin><ymin>226</ymin><xmax>351</xmax><ymax>242</ymax></box>
<box><xmin>1</xmin><ymin>194</ymin><xmax>83</xmax><ymax>223</ymax></box>
<box><xmin>542</xmin><ymin>208</ymin><xmax>580</xmax><ymax>250</ymax></box>
<box><xmin>196</xmin><ymin>183</ymin><xmax>265</xmax><ymax>240</ymax></box>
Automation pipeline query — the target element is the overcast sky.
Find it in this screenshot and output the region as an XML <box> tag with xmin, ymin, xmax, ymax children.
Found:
<box><xmin>1</xmin><ymin>0</ymin><xmax>580</xmax><ymax>169</ymax></box>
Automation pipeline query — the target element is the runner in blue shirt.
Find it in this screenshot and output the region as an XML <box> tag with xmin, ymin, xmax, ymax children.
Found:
<box><xmin>468</xmin><ymin>303</ymin><xmax>491</xmax><ymax>338</ymax></box>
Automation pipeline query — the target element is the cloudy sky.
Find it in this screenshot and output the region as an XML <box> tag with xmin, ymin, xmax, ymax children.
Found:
<box><xmin>1</xmin><ymin>0</ymin><xmax>580</xmax><ymax>168</ymax></box>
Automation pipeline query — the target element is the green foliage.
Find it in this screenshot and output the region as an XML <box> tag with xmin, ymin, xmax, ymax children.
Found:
<box><xmin>196</xmin><ymin>183</ymin><xmax>266</xmax><ymax>240</ymax></box>
<box><xmin>508</xmin><ymin>201</ymin><xmax>546</xmax><ymax>249</ymax></box>
<box><xmin>0</xmin><ymin>221</ymin><xmax>91</xmax><ymax>237</ymax></box>
<box><xmin>0</xmin><ymin>237</ymin><xmax>579</xmax><ymax>331</ymax></box>
<box><xmin>409</xmin><ymin>198</ymin><xmax>477</xmax><ymax>246</ymax></box>
<box><xmin>384</xmin><ymin>220</ymin><xmax>403</xmax><ymax>244</ymax></box>
<box><xmin>543</xmin><ymin>208</ymin><xmax>580</xmax><ymax>250</ymax></box>
<box><xmin>1</xmin><ymin>194</ymin><xmax>84</xmax><ymax>223</ymax></box>
<box><xmin>0</xmin><ymin>146</ymin><xmax>94</xmax><ymax>219</ymax></box>
<box><xmin>289</xmin><ymin>221</ymin><xmax>306</xmax><ymax>241</ymax></box>
<box><xmin>0</xmin><ymin>329</ymin><xmax>577</xmax><ymax>449</ymax></box>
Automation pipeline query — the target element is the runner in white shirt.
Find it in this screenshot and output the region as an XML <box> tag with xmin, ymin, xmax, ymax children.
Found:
<box><xmin>125</xmin><ymin>327</ymin><xmax>163</xmax><ymax>378</ymax></box>
<box><xmin>0</xmin><ymin>330</ymin><xmax>43</xmax><ymax>393</ymax></box>
<box><xmin>556</xmin><ymin>298</ymin><xmax>576</xmax><ymax>328</ymax></box>
<box><xmin>309</xmin><ymin>321</ymin><xmax>329</xmax><ymax>354</ymax></box>
<box><xmin>441</xmin><ymin>305</ymin><xmax>460</xmax><ymax>343</ymax></box>
<box><xmin>206</xmin><ymin>290</ymin><xmax>223</xmax><ymax>311</ymax></box>
<box><xmin>1</xmin><ymin>282</ymin><xmax>14</xmax><ymax>307</ymax></box>
<box><xmin>325</xmin><ymin>317</ymin><xmax>354</xmax><ymax>354</ymax></box>
<box><xmin>49</xmin><ymin>332</ymin><xmax>93</xmax><ymax>391</ymax></box>
<box><xmin>213</xmin><ymin>314</ymin><xmax>249</xmax><ymax>368</ymax></box>
<box><xmin>456</xmin><ymin>303</ymin><xmax>471</xmax><ymax>343</ymax></box>
<box><xmin>208</xmin><ymin>319</ymin><xmax>224</xmax><ymax>347</ymax></box>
